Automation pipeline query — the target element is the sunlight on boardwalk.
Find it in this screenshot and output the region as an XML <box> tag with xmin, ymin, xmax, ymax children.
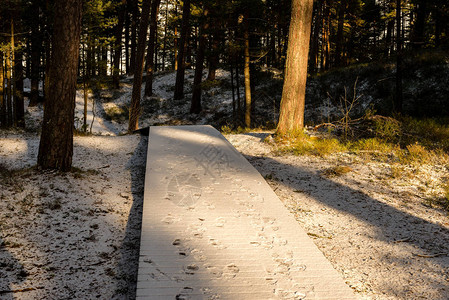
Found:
<box><xmin>137</xmin><ymin>125</ymin><xmax>356</xmax><ymax>299</ymax></box>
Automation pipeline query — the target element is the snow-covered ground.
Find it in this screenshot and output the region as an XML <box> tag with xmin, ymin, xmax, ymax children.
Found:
<box><xmin>1</xmin><ymin>70</ymin><xmax>449</xmax><ymax>299</ymax></box>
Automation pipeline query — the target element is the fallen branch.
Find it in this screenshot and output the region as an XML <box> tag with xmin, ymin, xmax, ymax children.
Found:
<box><xmin>313</xmin><ymin>123</ymin><xmax>337</xmax><ymax>131</ymax></box>
<box><xmin>393</xmin><ymin>237</ymin><xmax>411</xmax><ymax>243</ymax></box>
<box><xmin>413</xmin><ymin>252</ymin><xmax>447</xmax><ymax>258</ymax></box>
<box><xmin>0</xmin><ymin>287</ymin><xmax>43</xmax><ymax>294</ymax></box>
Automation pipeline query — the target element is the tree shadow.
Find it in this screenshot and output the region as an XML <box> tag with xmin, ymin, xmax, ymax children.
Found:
<box><xmin>114</xmin><ymin>134</ymin><xmax>148</xmax><ymax>299</ymax></box>
<box><xmin>0</xmin><ymin>236</ymin><xmax>27</xmax><ymax>300</ymax></box>
<box><xmin>242</xmin><ymin>132</ymin><xmax>271</xmax><ymax>142</ymax></box>
<box><xmin>244</xmin><ymin>154</ymin><xmax>449</xmax><ymax>297</ymax></box>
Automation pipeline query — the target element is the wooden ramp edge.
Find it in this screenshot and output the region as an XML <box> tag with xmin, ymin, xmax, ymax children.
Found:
<box><xmin>137</xmin><ymin>125</ymin><xmax>357</xmax><ymax>300</ymax></box>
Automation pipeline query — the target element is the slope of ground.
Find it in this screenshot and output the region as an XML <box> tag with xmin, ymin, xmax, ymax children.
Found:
<box><xmin>1</xmin><ymin>67</ymin><xmax>449</xmax><ymax>299</ymax></box>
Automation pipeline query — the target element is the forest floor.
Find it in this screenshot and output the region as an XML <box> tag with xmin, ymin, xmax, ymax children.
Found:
<box><xmin>0</xmin><ymin>70</ymin><xmax>448</xmax><ymax>299</ymax></box>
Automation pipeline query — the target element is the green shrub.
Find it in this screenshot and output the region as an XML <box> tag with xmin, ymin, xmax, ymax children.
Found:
<box><xmin>373</xmin><ymin>117</ymin><xmax>401</xmax><ymax>142</ymax></box>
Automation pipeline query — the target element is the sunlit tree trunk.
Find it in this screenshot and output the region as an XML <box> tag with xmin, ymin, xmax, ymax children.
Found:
<box><xmin>38</xmin><ymin>0</ymin><xmax>83</xmax><ymax>171</ymax></box>
<box><xmin>128</xmin><ymin>0</ymin><xmax>152</xmax><ymax>132</ymax></box>
<box><xmin>276</xmin><ymin>0</ymin><xmax>314</xmax><ymax>135</ymax></box>
<box><xmin>173</xmin><ymin>2</ymin><xmax>179</xmax><ymax>70</ymax></box>
<box><xmin>243</xmin><ymin>14</ymin><xmax>251</xmax><ymax>128</ymax></box>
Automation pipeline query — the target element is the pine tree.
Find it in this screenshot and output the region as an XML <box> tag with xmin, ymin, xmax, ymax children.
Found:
<box><xmin>174</xmin><ymin>0</ymin><xmax>191</xmax><ymax>100</ymax></box>
<box><xmin>128</xmin><ymin>0</ymin><xmax>152</xmax><ymax>132</ymax></box>
<box><xmin>144</xmin><ymin>0</ymin><xmax>162</xmax><ymax>97</ymax></box>
<box><xmin>37</xmin><ymin>0</ymin><xmax>83</xmax><ymax>171</ymax></box>
<box><xmin>276</xmin><ymin>0</ymin><xmax>314</xmax><ymax>135</ymax></box>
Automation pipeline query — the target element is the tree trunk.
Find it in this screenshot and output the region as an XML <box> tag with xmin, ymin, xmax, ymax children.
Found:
<box><xmin>395</xmin><ymin>0</ymin><xmax>403</xmax><ymax>114</ymax></box>
<box><xmin>310</xmin><ymin>0</ymin><xmax>322</xmax><ymax>73</ymax></box>
<box><xmin>385</xmin><ymin>19</ymin><xmax>394</xmax><ymax>57</ymax></box>
<box><xmin>161</xmin><ymin>0</ymin><xmax>169</xmax><ymax>71</ymax></box>
<box><xmin>38</xmin><ymin>0</ymin><xmax>83</xmax><ymax>171</ymax></box>
<box><xmin>276</xmin><ymin>0</ymin><xmax>314</xmax><ymax>135</ymax></box>
<box><xmin>6</xmin><ymin>49</ymin><xmax>13</xmax><ymax>127</ymax></box>
<box><xmin>321</xmin><ymin>2</ymin><xmax>330</xmax><ymax>71</ymax></box>
<box><xmin>411</xmin><ymin>1</ymin><xmax>427</xmax><ymax>49</ymax></box>
<box><xmin>174</xmin><ymin>0</ymin><xmax>191</xmax><ymax>100</ymax></box>
<box><xmin>243</xmin><ymin>15</ymin><xmax>251</xmax><ymax>128</ymax></box>
<box><xmin>26</xmin><ymin>39</ymin><xmax>31</xmax><ymax>79</ymax></box>
<box><xmin>207</xmin><ymin>31</ymin><xmax>220</xmax><ymax>81</ymax></box>
<box><xmin>128</xmin><ymin>0</ymin><xmax>152</xmax><ymax>132</ymax></box>
<box><xmin>125</xmin><ymin>6</ymin><xmax>130</xmax><ymax>73</ymax></box>
<box><xmin>14</xmin><ymin>39</ymin><xmax>24</xmax><ymax>128</ymax></box>
<box><xmin>144</xmin><ymin>0</ymin><xmax>162</xmax><ymax>97</ymax></box>
<box><xmin>43</xmin><ymin>8</ymin><xmax>52</xmax><ymax>100</ymax></box>
<box><xmin>191</xmin><ymin>6</ymin><xmax>208</xmax><ymax>114</ymax></box>
<box><xmin>0</xmin><ymin>53</ymin><xmax>5</xmax><ymax>127</ymax></box>
<box><xmin>100</xmin><ymin>46</ymin><xmax>107</xmax><ymax>76</ymax></box>
<box><xmin>30</xmin><ymin>16</ymin><xmax>41</xmax><ymax>107</ymax></box>
<box><xmin>113</xmin><ymin>0</ymin><xmax>126</xmax><ymax>89</ymax></box>
<box><xmin>235</xmin><ymin>54</ymin><xmax>241</xmax><ymax>117</ymax></box>
<box><xmin>434</xmin><ymin>8</ymin><xmax>442</xmax><ymax>47</ymax></box>
<box><xmin>129</xmin><ymin>0</ymin><xmax>139</xmax><ymax>75</ymax></box>
<box><xmin>230</xmin><ymin>52</ymin><xmax>236</xmax><ymax>126</ymax></box>
<box><xmin>335</xmin><ymin>1</ymin><xmax>346</xmax><ymax>67</ymax></box>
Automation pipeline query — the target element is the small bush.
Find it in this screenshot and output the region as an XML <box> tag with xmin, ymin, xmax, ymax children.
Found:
<box><xmin>441</xmin><ymin>183</ymin><xmax>449</xmax><ymax>211</ymax></box>
<box><xmin>104</xmin><ymin>105</ymin><xmax>129</xmax><ymax>122</ymax></box>
<box><xmin>400</xmin><ymin>143</ymin><xmax>432</xmax><ymax>165</ymax></box>
<box><xmin>220</xmin><ymin>125</ymin><xmax>232</xmax><ymax>134</ymax></box>
<box><xmin>200</xmin><ymin>79</ymin><xmax>224</xmax><ymax>91</ymax></box>
<box><xmin>351</xmin><ymin>138</ymin><xmax>399</xmax><ymax>155</ymax></box>
<box><xmin>280</xmin><ymin>133</ymin><xmax>346</xmax><ymax>157</ymax></box>
<box><xmin>373</xmin><ymin>117</ymin><xmax>401</xmax><ymax>142</ymax></box>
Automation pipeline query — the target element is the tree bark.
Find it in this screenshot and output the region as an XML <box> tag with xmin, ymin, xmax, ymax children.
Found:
<box><xmin>174</xmin><ymin>0</ymin><xmax>191</xmax><ymax>100</ymax></box>
<box><xmin>161</xmin><ymin>0</ymin><xmax>169</xmax><ymax>71</ymax></box>
<box><xmin>276</xmin><ymin>0</ymin><xmax>314</xmax><ymax>135</ymax></box>
<box><xmin>191</xmin><ymin>6</ymin><xmax>208</xmax><ymax>114</ymax></box>
<box><xmin>144</xmin><ymin>0</ymin><xmax>162</xmax><ymax>97</ymax></box>
<box><xmin>6</xmin><ymin>48</ymin><xmax>13</xmax><ymax>127</ymax></box>
<box><xmin>310</xmin><ymin>0</ymin><xmax>322</xmax><ymax>73</ymax></box>
<box><xmin>243</xmin><ymin>15</ymin><xmax>251</xmax><ymax>128</ymax></box>
<box><xmin>235</xmin><ymin>54</ymin><xmax>241</xmax><ymax>117</ymax></box>
<box><xmin>14</xmin><ymin>39</ymin><xmax>24</xmax><ymax>128</ymax></box>
<box><xmin>0</xmin><ymin>53</ymin><xmax>5</xmax><ymax>127</ymax></box>
<box><xmin>335</xmin><ymin>1</ymin><xmax>346</xmax><ymax>67</ymax></box>
<box><xmin>125</xmin><ymin>5</ymin><xmax>130</xmax><ymax>73</ymax></box>
<box><xmin>128</xmin><ymin>0</ymin><xmax>152</xmax><ymax>132</ymax></box>
<box><xmin>207</xmin><ymin>31</ymin><xmax>220</xmax><ymax>81</ymax></box>
<box><xmin>395</xmin><ymin>0</ymin><xmax>403</xmax><ymax>114</ymax></box>
<box><xmin>411</xmin><ymin>1</ymin><xmax>427</xmax><ymax>49</ymax></box>
<box><xmin>30</xmin><ymin>0</ymin><xmax>42</xmax><ymax>106</ymax></box>
<box><xmin>129</xmin><ymin>0</ymin><xmax>139</xmax><ymax>75</ymax></box>
<box><xmin>38</xmin><ymin>0</ymin><xmax>83</xmax><ymax>171</ymax></box>
<box><xmin>113</xmin><ymin>0</ymin><xmax>127</xmax><ymax>89</ymax></box>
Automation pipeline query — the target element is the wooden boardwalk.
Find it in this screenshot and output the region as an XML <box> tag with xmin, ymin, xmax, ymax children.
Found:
<box><xmin>137</xmin><ymin>125</ymin><xmax>357</xmax><ymax>299</ymax></box>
